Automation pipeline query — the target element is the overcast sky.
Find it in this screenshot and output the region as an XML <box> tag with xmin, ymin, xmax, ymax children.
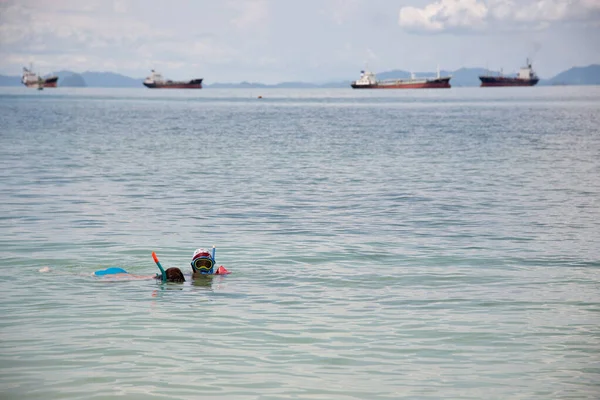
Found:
<box><xmin>1</xmin><ymin>0</ymin><xmax>599</xmax><ymax>83</ymax></box>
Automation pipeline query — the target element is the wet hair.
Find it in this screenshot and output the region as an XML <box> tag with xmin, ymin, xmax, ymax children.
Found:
<box><xmin>155</xmin><ymin>267</ymin><xmax>185</xmax><ymax>283</ymax></box>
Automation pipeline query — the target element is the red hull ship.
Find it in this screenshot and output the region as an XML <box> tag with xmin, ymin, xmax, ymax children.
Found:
<box><xmin>480</xmin><ymin>59</ymin><xmax>539</xmax><ymax>87</ymax></box>
<box><xmin>143</xmin><ymin>70</ymin><xmax>202</xmax><ymax>89</ymax></box>
<box><xmin>22</xmin><ymin>66</ymin><xmax>58</xmax><ymax>88</ymax></box>
<box><xmin>351</xmin><ymin>68</ymin><xmax>451</xmax><ymax>89</ymax></box>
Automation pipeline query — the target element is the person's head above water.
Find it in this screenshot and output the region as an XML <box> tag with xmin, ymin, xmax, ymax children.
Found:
<box><xmin>191</xmin><ymin>247</ymin><xmax>216</xmax><ymax>274</ymax></box>
<box><xmin>160</xmin><ymin>267</ymin><xmax>185</xmax><ymax>283</ymax></box>
<box><xmin>152</xmin><ymin>251</ymin><xmax>186</xmax><ymax>282</ymax></box>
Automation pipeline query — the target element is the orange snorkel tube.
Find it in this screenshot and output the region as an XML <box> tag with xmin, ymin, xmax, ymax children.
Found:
<box><xmin>152</xmin><ymin>252</ymin><xmax>167</xmax><ymax>282</ymax></box>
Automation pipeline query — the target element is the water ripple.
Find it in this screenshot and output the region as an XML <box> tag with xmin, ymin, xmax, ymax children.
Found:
<box><xmin>1</xmin><ymin>87</ymin><xmax>599</xmax><ymax>399</ymax></box>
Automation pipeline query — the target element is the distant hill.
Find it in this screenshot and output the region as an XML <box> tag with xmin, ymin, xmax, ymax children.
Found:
<box><xmin>53</xmin><ymin>70</ymin><xmax>142</xmax><ymax>87</ymax></box>
<box><xmin>319</xmin><ymin>81</ymin><xmax>351</xmax><ymax>88</ymax></box>
<box><xmin>79</xmin><ymin>71</ymin><xmax>142</xmax><ymax>87</ymax></box>
<box><xmin>53</xmin><ymin>70</ymin><xmax>78</xmax><ymax>83</ymax></box>
<box><xmin>51</xmin><ymin>70</ymin><xmax>82</xmax><ymax>87</ymax></box>
<box><xmin>449</xmin><ymin>68</ymin><xmax>495</xmax><ymax>87</ymax></box>
<box><xmin>541</xmin><ymin>64</ymin><xmax>600</xmax><ymax>86</ymax></box>
<box><xmin>60</xmin><ymin>73</ymin><xmax>87</xmax><ymax>87</ymax></box>
<box><xmin>0</xmin><ymin>74</ymin><xmax>21</xmax><ymax>86</ymax></box>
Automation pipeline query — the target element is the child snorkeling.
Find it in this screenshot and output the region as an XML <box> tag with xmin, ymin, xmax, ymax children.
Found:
<box><xmin>94</xmin><ymin>264</ymin><xmax>186</xmax><ymax>282</ymax></box>
<box><xmin>191</xmin><ymin>247</ymin><xmax>229</xmax><ymax>275</ymax></box>
<box><xmin>93</xmin><ymin>252</ymin><xmax>185</xmax><ymax>282</ymax></box>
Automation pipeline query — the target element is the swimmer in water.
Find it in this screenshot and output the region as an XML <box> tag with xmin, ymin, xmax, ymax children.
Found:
<box><xmin>93</xmin><ymin>266</ymin><xmax>185</xmax><ymax>282</ymax></box>
<box><xmin>41</xmin><ymin>265</ymin><xmax>185</xmax><ymax>282</ymax></box>
<box><xmin>93</xmin><ymin>252</ymin><xmax>185</xmax><ymax>282</ymax></box>
<box><xmin>191</xmin><ymin>247</ymin><xmax>229</xmax><ymax>276</ymax></box>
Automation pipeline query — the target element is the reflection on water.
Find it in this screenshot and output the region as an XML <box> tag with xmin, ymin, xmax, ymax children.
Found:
<box><xmin>191</xmin><ymin>274</ymin><xmax>216</xmax><ymax>289</ymax></box>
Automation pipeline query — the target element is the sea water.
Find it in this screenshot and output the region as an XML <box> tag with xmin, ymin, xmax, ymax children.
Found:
<box><xmin>0</xmin><ymin>87</ymin><xmax>599</xmax><ymax>399</ymax></box>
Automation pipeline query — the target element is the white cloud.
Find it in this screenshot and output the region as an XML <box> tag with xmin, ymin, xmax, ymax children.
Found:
<box><xmin>113</xmin><ymin>0</ymin><xmax>129</xmax><ymax>14</ymax></box>
<box><xmin>398</xmin><ymin>0</ymin><xmax>600</xmax><ymax>33</ymax></box>
<box><xmin>326</xmin><ymin>0</ymin><xmax>362</xmax><ymax>25</ymax></box>
<box><xmin>0</xmin><ymin>2</ymin><xmax>172</xmax><ymax>49</ymax></box>
<box><xmin>399</xmin><ymin>0</ymin><xmax>488</xmax><ymax>32</ymax></box>
<box><xmin>0</xmin><ymin>0</ymin><xmax>240</xmax><ymax>76</ymax></box>
<box><xmin>228</xmin><ymin>0</ymin><xmax>269</xmax><ymax>30</ymax></box>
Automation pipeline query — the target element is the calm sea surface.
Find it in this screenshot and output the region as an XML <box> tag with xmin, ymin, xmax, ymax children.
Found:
<box><xmin>1</xmin><ymin>87</ymin><xmax>599</xmax><ymax>399</ymax></box>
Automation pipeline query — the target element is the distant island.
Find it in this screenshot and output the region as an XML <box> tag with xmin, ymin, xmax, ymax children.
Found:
<box><xmin>1</xmin><ymin>65</ymin><xmax>599</xmax><ymax>88</ymax></box>
<box><xmin>60</xmin><ymin>73</ymin><xmax>87</xmax><ymax>87</ymax></box>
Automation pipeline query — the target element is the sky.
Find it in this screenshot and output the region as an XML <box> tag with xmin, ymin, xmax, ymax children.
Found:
<box><xmin>1</xmin><ymin>0</ymin><xmax>599</xmax><ymax>83</ymax></box>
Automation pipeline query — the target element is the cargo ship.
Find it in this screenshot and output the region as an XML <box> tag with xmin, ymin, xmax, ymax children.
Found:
<box><xmin>479</xmin><ymin>59</ymin><xmax>539</xmax><ymax>87</ymax></box>
<box><xmin>21</xmin><ymin>66</ymin><xmax>58</xmax><ymax>88</ymax></box>
<box><xmin>143</xmin><ymin>70</ymin><xmax>203</xmax><ymax>89</ymax></box>
<box><xmin>350</xmin><ymin>67</ymin><xmax>451</xmax><ymax>89</ymax></box>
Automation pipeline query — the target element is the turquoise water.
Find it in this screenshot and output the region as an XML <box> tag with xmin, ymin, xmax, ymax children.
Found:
<box><xmin>1</xmin><ymin>87</ymin><xmax>599</xmax><ymax>399</ymax></box>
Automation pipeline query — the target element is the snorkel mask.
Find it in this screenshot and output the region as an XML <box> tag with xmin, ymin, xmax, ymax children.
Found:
<box><xmin>191</xmin><ymin>247</ymin><xmax>216</xmax><ymax>274</ymax></box>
